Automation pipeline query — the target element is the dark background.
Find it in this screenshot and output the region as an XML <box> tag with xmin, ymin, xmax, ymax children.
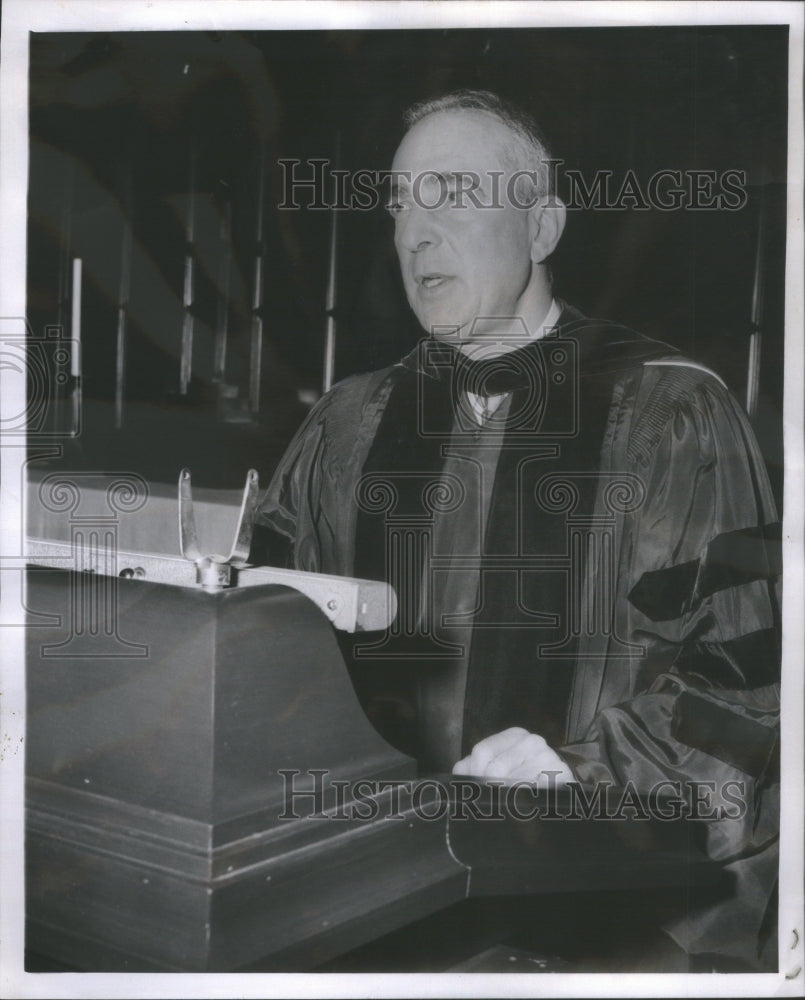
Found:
<box><xmin>27</xmin><ymin>26</ymin><xmax>788</xmax><ymax>506</ymax></box>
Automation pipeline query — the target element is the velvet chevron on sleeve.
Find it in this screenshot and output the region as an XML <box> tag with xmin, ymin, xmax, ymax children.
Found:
<box><xmin>557</xmin><ymin>364</ymin><xmax>780</xmax><ymax>969</ymax></box>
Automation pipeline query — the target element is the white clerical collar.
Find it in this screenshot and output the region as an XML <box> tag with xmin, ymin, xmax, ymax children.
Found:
<box><xmin>465</xmin><ymin>299</ymin><xmax>561</xmax><ymax>426</ymax></box>
<box><xmin>537</xmin><ymin>298</ymin><xmax>562</xmax><ymax>339</ymax></box>
<box><xmin>460</xmin><ymin>299</ymin><xmax>561</xmax><ymax>362</ymax></box>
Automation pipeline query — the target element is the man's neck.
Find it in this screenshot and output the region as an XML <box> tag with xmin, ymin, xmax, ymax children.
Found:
<box><xmin>457</xmin><ymin>298</ymin><xmax>561</xmax><ymax>361</ymax></box>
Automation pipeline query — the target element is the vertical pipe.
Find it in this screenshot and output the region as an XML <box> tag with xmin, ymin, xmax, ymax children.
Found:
<box><xmin>115</xmin><ymin>167</ymin><xmax>133</xmax><ymax>429</ymax></box>
<box><xmin>213</xmin><ymin>197</ymin><xmax>232</xmax><ymax>383</ymax></box>
<box><xmin>249</xmin><ymin>147</ymin><xmax>266</xmax><ymax>414</ymax></box>
<box><xmin>746</xmin><ymin>182</ymin><xmax>766</xmax><ymax>418</ymax></box>
<box><xmin>57</xmin><ymin>159</ymin><xmax>75</xmax><ymax>332</ymax></box>
<box><xmin>249</xmin><ymin>301</ymin><xmax>263</xmax><ymax>412</ymax></box>
<box><xmin>746</xmin><ymin>332</ymin><xmax>762</xmax><ymax>418</ymax></box>
<box><xmin>70</xmin><ymin>259</ymin><xmax>82</xmax><ymax>376</ymax></box>
<box><xmin>53</xmin><ymin>160</ymin><xmax>75</xmax><ymax>433</ymax></box>
<box><xmin>323</xmin><ymin>197</ymin><xmax>338</xmax><ymax>395</ymax></box>
<box><xmin>70</xmin><ymin>258</ymin><xmax>82</xmax><ymax>435</ymax></box>
<box><xmin>180</xmin><ymin>148</ymin><xmax>196</xmax><ymax>395</ymax></box>
<box><xmin>323</xmin><ymin>132</ymin><xmax>341</xmax><ymax>395</ymax></box>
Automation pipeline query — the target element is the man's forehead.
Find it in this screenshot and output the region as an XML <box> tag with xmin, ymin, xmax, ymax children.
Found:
<box><xmin>391</xmin><ymin>108</ymin><xmax>514</xmax><ymax>173</ymax></box>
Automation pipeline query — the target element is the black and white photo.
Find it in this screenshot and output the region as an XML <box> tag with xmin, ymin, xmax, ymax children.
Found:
<box><xmin>1</xmin><ymin>2</ymin><xmax>803</xmax><ymax>996</ymax></box>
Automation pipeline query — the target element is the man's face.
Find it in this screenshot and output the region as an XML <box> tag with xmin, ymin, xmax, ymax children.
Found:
<box><xmin>389</xmin><ymin>110</ymin><xmax>536</xmax><ymax>342</ymax></box>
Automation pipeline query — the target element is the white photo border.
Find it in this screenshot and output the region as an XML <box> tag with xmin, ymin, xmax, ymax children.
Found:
<box><xmin>1</xmin><ymin>2</ymin><xmax>802</xmax><ymax>997</ymax></box>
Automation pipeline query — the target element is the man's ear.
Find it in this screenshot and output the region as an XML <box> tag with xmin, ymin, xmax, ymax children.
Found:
<box><xmin>528</xmin><ymin>197</ymin><xmax>567</xmax><ymax>264</ymax></box>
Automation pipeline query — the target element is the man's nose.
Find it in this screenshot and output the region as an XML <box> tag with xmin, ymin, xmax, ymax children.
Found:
<box><xmin>396</xmin><ymin>205</ymin><xmax>442</xmax><ymax>253</ymax></box>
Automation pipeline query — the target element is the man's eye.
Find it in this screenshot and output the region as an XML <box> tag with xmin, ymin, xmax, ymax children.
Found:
<box><xmin>385</xmin><ymin>201</ymin><xmax>406</xmax><ymax>216</ymax></box>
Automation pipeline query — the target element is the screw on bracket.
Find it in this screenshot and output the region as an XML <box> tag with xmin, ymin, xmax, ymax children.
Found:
<box><xmin>178</xmin><ymin>467</ymin><xmax>259</xmax><ymax>591</ymax></box>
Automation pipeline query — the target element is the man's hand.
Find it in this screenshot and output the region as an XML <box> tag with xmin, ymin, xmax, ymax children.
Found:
<box><xmin>453</xmin><ymin>727</ymin><xmax>575</xmax><ymax>788</ymax></box>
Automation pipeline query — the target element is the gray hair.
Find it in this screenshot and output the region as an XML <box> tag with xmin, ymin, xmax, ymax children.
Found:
<box><xmin>403</xmin><ymin>89</ymin><xmax>556</xmax><ymax>200</ymax></box>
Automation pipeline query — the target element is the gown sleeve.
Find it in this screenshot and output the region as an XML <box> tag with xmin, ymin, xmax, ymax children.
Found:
<box><xmin>250</xmin><ymin>391</ymin><xmax>333</xmax><ymax>570</ymax></box>
<box><xmin>556</xmin><ymin>369</ymin><xmax>781</xmax><ymax>967</ymax></box>
<box><xmin>251</xmin><ymin>367</ymin><xmax>395</xmax><ymax>576</ymax></box>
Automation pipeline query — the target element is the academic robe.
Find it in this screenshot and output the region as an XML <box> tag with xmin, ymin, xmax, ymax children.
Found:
<box><xmin>253</xmin><ymin>303</ymin><xmax>781</xmax><ymax>969</ymax></box>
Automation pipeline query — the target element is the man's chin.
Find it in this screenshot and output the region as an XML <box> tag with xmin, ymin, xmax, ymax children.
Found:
<box><xmin>427</xmin><ymin>325</ymin><xmax>470</xmax><ymax>345</ymax></box>
<box><xmin>414</xmin><ymin>310</ymin><xmax>470</xmax><ymax>343</ymax></box>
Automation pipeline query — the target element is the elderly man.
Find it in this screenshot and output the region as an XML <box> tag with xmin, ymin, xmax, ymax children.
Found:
<box><xmin>254</xmin><ymin>91</ymin><xmax>780</xmax><ymax>970</ymax></box>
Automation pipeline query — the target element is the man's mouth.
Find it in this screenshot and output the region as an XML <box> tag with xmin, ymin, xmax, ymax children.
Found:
<box><xmin>417</xmin><ymin>274</ymin><xmax>451</xmax><ymax>290</ymax></box>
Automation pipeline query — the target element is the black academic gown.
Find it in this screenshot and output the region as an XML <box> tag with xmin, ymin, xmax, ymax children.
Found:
<box><xmin>254</xmin><ymin>303</ymin><xmax>781</xmax><ymax>968</ymax></box>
